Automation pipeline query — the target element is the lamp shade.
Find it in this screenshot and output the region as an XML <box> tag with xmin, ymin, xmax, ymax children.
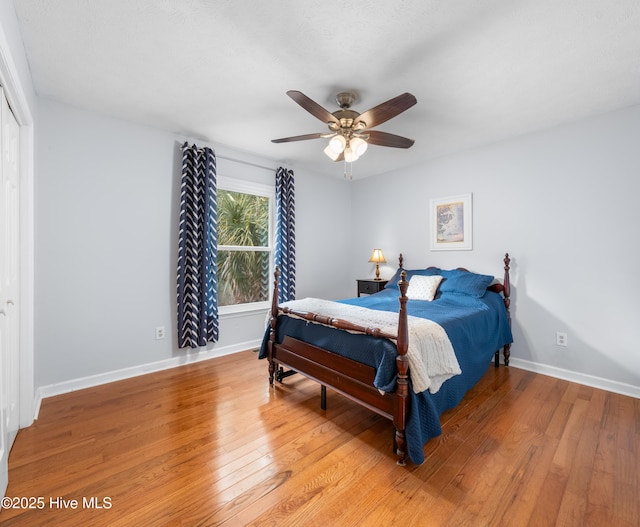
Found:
<box><xmin>343</xmin><ymin>146</ymin><xmax>359</xmax><ymax>163</ymax></box>
<box><xmin>368</xmin><ymin>249</ymin><xmax>386</xmax><ymax>263</ymax></box>
<box><xmin>350</xmin><ymin>136</ymin><xmax>368</xmax><ymax>157</ymax></box>
<box><xmin>323</xmin><ymin>144</ymin><xmax>341</xmax><ymax>160</ymax></box>
<box><xmin>329</xmin><ymin>134</ymin><xmax>346</xmax><ymax>154</ymax></box>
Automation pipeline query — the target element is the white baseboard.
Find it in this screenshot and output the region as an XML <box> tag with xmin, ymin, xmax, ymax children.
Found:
<box><xmin>33</xmin><ymin>339</ymin><xmax>262</xmax><ymax>420</ymax></box>
<box><xmin>509</xmin><ymin>358</ymin><xmax>640</xmax><ymax>399</ymax></box>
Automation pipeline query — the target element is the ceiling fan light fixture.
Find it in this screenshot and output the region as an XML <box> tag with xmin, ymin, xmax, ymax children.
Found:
<box><xmin>324</xmin><ymin>144</ymin><xmax>341</xmax><ymax>160</ymax></box>
<box><xmin>343</xmin><ymin>146</ymin><xmax>359</xmax><ymax>163</ymax></box>
<box><xmin>350</xmin><ymin>136</ymin><xmax>368</xmax><ymax>157</ymax></box>
<box><xmin>328</xmin><ymin>134</ymin><xmax>346</xmax><ymax>154</ymax></box>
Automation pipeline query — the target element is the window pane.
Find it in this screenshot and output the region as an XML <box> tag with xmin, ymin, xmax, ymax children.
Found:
<box><xmin>218</xmin><ymin>250</ymin><xmax>270</xmax><ymax>306</ymax></box>
<box><xmin>218</xmin><ymin>190</ymin><xmax>269</xmax><ymax>247</ymax></box>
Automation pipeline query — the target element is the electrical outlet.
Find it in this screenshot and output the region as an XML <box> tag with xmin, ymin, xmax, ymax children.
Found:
<box><xmin>556</xmin><ymin>332</ymin><xmax>568</xmax><ymax>347</ymax></box>
<box><xmin>155</xmin><ymin>326</ymin><xmax>165</xmax><ymax>340</ymax></box>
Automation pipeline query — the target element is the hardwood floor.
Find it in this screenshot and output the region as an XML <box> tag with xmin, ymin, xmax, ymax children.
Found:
<box><xmin>1</xmin><ymin>350</ymin><xmax>638</xmax><ymax>526</ymax></box>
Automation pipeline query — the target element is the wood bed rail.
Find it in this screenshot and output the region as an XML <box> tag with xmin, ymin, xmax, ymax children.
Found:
<box><xmin>278</xmin><ymin>306</ymin><xmax>398</xmax><ymax>341</ymax></box>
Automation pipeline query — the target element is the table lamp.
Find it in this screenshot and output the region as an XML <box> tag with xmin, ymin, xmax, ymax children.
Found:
<box><xmin>368</xmin><ymin>249</ymin><xmax>386</xmax><ymax>280</ymax></box>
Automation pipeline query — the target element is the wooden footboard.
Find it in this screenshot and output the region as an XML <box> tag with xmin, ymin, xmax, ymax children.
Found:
<box><xmin>267</xmin><ymin>266</ymin><xmax>411</xmax><ymax>465</ymax></box>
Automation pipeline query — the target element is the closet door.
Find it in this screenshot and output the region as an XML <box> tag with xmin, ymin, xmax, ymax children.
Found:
<box><xmin>0</xmin><ymin>86</ymin><xmax>20</xmax><ymax>496</ymax></box>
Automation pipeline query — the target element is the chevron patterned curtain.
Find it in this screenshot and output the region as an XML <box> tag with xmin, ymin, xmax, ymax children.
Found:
<box><xmin>275</xmin><ymin>167</ymin><xmax>296</xmax><ymax>303</ymax></box>
<box><xmin>177</xmin><ymin>143</ymin><xmax>219</xmax><ymax>348</ymax></box>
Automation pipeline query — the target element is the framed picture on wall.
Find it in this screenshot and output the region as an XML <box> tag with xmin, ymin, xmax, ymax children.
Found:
<box><xmin>430</xmin><ymin>193</ymin><xmax>473</xmax><ymax>250</ymax></box>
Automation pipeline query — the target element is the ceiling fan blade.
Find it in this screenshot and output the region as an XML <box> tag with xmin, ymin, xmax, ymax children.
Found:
<box><xmin>271</xmin><ymin>132</ymin><xmax>325</xmax><ymax>143</ymax></box>
<box><xmin>287</xmin><ymin>90</ymin><xmax>340</xmax><ymax>125</ymax></box>
<box><xmin>355</xmin><ymin>93</ymin><xmax>417</xmax><ymax>129</ymax></box>
<box><xmin>366</xmin><ymin>130</ymin><xmax>415</xmax><ymax>149</ymax></box>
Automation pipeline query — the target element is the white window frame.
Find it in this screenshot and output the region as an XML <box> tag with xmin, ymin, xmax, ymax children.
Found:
<box><xmin>217</xmin><ymin>175</ymin><xmax>274</xmax><ymax>315</ymax></box>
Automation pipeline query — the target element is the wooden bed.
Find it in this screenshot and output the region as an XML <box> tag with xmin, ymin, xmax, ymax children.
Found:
<box><xmin>265</xmin><ymin>253</ymin><xmax>512</xmax><ymax>465</ymax></box>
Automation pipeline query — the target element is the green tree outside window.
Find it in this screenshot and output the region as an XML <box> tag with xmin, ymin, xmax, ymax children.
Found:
<box><xmin>217</xmin><ymin>189</ymin><xmax>271</xmax><ymax>306</ymax></box>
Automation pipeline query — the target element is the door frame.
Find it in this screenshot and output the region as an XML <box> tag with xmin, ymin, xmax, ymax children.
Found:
<box><xmin>0</xmin><ymin>32</ymin><xmax>36</xmax><ymax>430</ymax></box>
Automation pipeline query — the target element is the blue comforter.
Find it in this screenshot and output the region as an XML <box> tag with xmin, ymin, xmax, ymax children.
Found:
<box><xmin>260</xmin><ymin>288</ymin><xmax>513</xmax><ymax>464</ymax></box>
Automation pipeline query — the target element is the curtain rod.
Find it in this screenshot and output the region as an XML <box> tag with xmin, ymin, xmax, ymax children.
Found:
<box><xmin>217</xmin><ymin>154</ymin><xmax>276</xmax><ymax>173</ymax></box>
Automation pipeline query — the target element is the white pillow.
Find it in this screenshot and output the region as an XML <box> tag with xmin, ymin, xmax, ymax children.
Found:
<box><xmin>406</xmin><ymin>275</ymin><xmax>443</xmax><ymax>301</ymax></box>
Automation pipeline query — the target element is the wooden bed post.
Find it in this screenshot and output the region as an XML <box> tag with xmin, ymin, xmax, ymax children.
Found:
<box><xmin>502</xmin><ymin>253</ymin><xmax>511</xmax><ymax>366</ymax></box>
<box><xmin>394</xmin><ymin>270</ymin><xmax>410</xmax><ymax>466</ymax></box>
<box><xmin>268</xmin><ymin>266</ymin><xmax>280</xmax><ymax>385</ymax></box>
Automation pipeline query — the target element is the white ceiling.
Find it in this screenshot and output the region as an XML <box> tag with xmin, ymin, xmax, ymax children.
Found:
<box><xmin>12</xmin><ymin>0</ymin><xmax>640</xmax><ymax>179</ymax></box>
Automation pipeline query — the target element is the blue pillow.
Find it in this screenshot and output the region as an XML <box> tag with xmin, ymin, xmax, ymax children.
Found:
<box><xmin>385</xmin><ymin>267</ymin><xmax>442</xmax><ymax>289</ymax></box>
<box><xmin>438</xmin><ymin>291</ymin><xmax>485</xmax><ymax>307</ymax></box>
<box><xmin>439</xmin><ymin>269</ymin><xmax>494</xmax><ymax>297</ymax></box>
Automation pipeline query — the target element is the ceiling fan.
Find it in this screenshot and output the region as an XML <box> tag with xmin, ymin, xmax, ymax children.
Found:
<box><xmin>272</xmin><ymin>90</ymin><xmax>417</xmax><ymax>164</ymax></box>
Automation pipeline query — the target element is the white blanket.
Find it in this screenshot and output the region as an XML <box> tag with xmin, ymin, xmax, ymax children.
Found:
<box><xmin>278</xmin><ymin>298</ymin><xmax>461</xmax><ymax>394</ymax></box>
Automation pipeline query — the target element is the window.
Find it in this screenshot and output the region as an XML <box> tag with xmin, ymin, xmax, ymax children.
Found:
<box><xmin>217</xmin><ymin>176</ymin><xmax>274</xmax><ymax>313</ymax></box>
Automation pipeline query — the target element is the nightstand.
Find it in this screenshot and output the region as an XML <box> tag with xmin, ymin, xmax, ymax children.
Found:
<box><xmin>357</xmin><ymin>278</ymin><xmax>388</xmax><ymax>297</ymax></box>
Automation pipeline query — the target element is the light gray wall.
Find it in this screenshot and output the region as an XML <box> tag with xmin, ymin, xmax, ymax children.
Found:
<box><xmin>35</xmin><ymin>98</ymin><xmax>353</xmax><ymax>389</ymax></box>
<box><xmin>351</xmin><ymin>105</ymin><xmax>640</xmax><ymax>392</ymax></box>
<box><xmin>295</xmin><ymin>170</ymin><xmax>354</xmax><ymax>300</ymax></box>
